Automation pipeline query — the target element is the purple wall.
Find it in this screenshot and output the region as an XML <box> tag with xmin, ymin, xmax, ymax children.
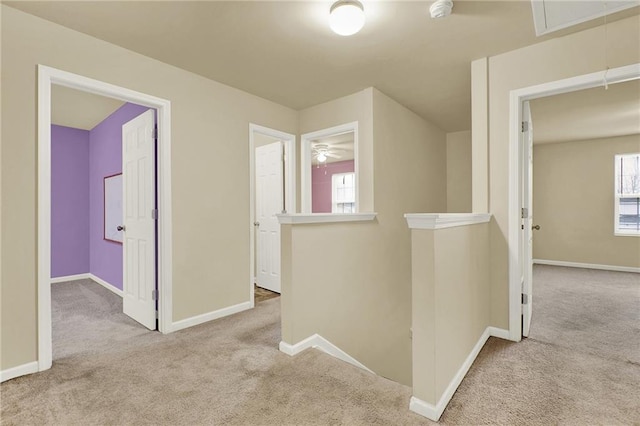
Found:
<box><xmin>311</xmin><ymin>160</ymin><xmax>355</xmax><ymax>213</ymax></box>
<box><xmin>51</xmin><ymin>126</ymin><xmax>90</xmax><ymax>278</ymax></box>
<box><xmin>89</xmin><ymin>103</ymin><xmax>152</xmax><ymax>290</ymax></box>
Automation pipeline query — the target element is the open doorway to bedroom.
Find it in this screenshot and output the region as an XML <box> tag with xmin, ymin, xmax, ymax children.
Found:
<box><xmin>50</xmin><ymin>84</ymin><xmax>159</xmax><ymax>360</ymax></box>
<box><xmin>524</xmin><ymin>78</ymin><xmax>640</xmax><ymax>363</ymax></box>
<box><xmin>37</xmin><ymin>65</ymin><xmax>173</xmax><ymax>373</ymax></box>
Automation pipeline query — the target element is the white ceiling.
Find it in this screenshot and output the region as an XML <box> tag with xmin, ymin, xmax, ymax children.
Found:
<box><xmin>52</xmin><ymin>85</ymin><xmax>125</xmax><ymax>130</ymax></box>
<box><xmin>9</xmin><ymin>1</ymin><xmax>638</xmax><ymax>132</ymax></box>
<box><xmin>312</xmin><ymin>132</ymin><xmax>355</xmax><ymax>163</ymax></box>
<box><xmin>530</xmin><ymin>78</ymin><xmax>640</xmax><ymax>144</ymax></box>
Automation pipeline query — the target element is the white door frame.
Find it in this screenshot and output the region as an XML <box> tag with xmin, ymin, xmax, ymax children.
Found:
<box><xmin>37</xmin><ymin>65</ymin><xmax>173</xmax><ymax>372</ymax></box>
<box><xmin>300</xmin><ymin>121</ymin><xmax>359</xmax><ymax>213</ymax></box>
<box><xmin>249</xmin><ymin>124</ymin><xmax>296</xmax><ymax>306</ymax></box>
<box><xmin>507</xmin><ymin>62</ymin><xmax>640</xmax><ymax>341</ymax></box>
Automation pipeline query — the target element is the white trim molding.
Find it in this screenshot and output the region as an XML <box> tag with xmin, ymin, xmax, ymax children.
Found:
<box><xmin>249</xmin><ymin>123</ymin><xmax>296</xmax><ymax>311</ymax></box>
<box><xmin>50</xmin><ymin>273</ymin><xmax>90</xmax><ymax>284</ymax></box>
<box><xmin>0</xmin><ymin>361</ymin><xmax>39</xmax><ymax>383</ymax></box>
<box><xmin>405</xmin><ymin>213</ymin><xmax>491</xmax><ymax>230</ymax></box>
<box><xmin>50</xmin><ymin>273</ymin><xmax>124</xmax><ymax>297</ymax></box>
<box><xmin>277</xmin><ymin>212</ymin><xmax>377</xmax><ymax>225</ymax></box>
<box><xmin>411</xmin><ymin>326</ymin><xmax>498</xmax><ymax>421</ymax></box>
<box><xmin>279</xmin><ymin>334</ymin><xmax>374</xmax><ymax>374</ymax></box>
<box><xmin>488</xmin><ymin>326</ymin><xmax>511</xmax><ymax>340</ymax></box>
<box><xmin>533</xmin><ymin>259</ymin><xmax>640</xmax><ymax>274</ymax></box>
<box><xmin>507</xmin><ymin>63</ymin><xmax>640</xmax><ymax>342</ymax></box>
<box><xmin>301</xmin><ymin>121</ymin><xmax>359</xmax><ymax>214</ymax></box>
<box><xmin>171</xmin><ymin>301</ymin><xmax>252</xmax><ymax>333</ymax></box>
<box><xmin>38</xmin><ymin>65</ymin><xmax>173</xmax><ymax>375</ymax></box>
<box><xmin>89</xmin><ymin>274</ymin><xmax>125</xmax><ymax>297</ymax></box>
<box><xmin>409</xmin><ymin>397</ymin><xmax>440</xmax><ymax>422</ymax></box>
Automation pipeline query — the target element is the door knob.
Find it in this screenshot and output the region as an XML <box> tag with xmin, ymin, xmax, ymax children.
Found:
<box><xmin>254</xmin><ymin>221</ymin><xmax>260</xmax><ymax>227</ymax></box>
<box><xmin>532</xmin><ymin>224</ymin><xmax>540</xmax><ymax>231</ymax></box>
<box><xmin>117</xmin><ymin>225</ymin><xmax>125</xmax><ymax>231</ymax></box>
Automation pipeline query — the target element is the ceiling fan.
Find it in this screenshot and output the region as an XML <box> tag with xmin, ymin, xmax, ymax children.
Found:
<box><xmin>312</xmin><ymin>144</ymin><xmax>344</xmax><ymax>163</ymax></box>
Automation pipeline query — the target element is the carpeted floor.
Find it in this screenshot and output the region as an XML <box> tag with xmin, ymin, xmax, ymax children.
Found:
<box><xmin>1</xmin><ymin>267</ymin><xmax>639</xmax><ymax>425</ymax></box>
<box><xmin>528</xmin><ymin>265</ymin><xmax>639</xmax><ymax>364</ymax></box>
<box><xmin>1</xmin><ymin>280</ymin><xmax>429</xmax><ymax>425</ymax></box>
<box><xmin>442</xmin><ymin>265</ymin><xmax>640</xmax><ymax>425</ymax></box>
<box><xmin>51</xmin><ymin>279</ymin><xmax>153</xmax><ymax>360</ymax></box>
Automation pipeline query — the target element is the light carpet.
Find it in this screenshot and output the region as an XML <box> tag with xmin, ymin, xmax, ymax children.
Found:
<box><xmin>1</xmin><ymin>267</ymin><xmax>639</xmax><ymax>425</ymax></box>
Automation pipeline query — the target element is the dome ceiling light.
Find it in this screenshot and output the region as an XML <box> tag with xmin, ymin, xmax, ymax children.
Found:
<box><xmin>329</xmin><ymin>0</ymin><xmax>366</xmax><ymax>36</ymax></box>
<box><xmin>430</xmin><ymin>0</ymin><xmax>453</xmax><ymax>19</ymax></box>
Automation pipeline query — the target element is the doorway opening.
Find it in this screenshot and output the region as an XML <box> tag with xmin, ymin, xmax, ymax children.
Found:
<box><xmin>520</xmin><ymin>78</ymin><xmax>640</xmax><ymax>363</ymax></box>
<box><xmin>37</xmin><ymin>65</ymin><xmax>173</xmax><ymax>373</ymax></box>
<box><xmin>249</xmin><ymin>124</ymin><xmax>296</xmax><ymax>304</ymax></box>
<box><xmin>50</xmin><ymin>86</ymin><xmax>158</xmax><ymax>359</ymax></box>
<box><xmin>507</xmin><ymin>62</ymin><xmax>640</xmax><ymax>341</ymax></box>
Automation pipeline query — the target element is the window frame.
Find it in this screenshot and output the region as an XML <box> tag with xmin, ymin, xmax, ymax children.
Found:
<box><xmin>331</xmin><ymin>172</ymin><xmax>356</xmax><ymax>213</ymax></box>
<box><xmin>614</xmin><ymin>152</ymin><xmax>640</xmax><ymax>237</ymax></box>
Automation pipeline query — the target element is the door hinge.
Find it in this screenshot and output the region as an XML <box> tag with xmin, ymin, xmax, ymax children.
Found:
<box><xmin>155</xmin><ymin>310</ymin><xmax>159</xmax><ymax>319</ymax></box>
<box><xmin>152</xmin><ymin>126</ymin><xmax>158</xmax><ymax>139</ymax></box>
<box><xmin>521</xmin><ymin>121</ymin><xmax>529</xmax><ymax>132</ymax></box>
<box><xmin>152</xmin><ymin>289</ymin><xmax>158</xmax><ymax>301</ymax></box>
<box><xmin>152</xmin><ymin>209</ymin><xmax>158</xmax><ymax>220</ymax></box>
<box><xmin>521</xmin><ymin>207</ymin><xmax>528</xmax><ymax>218</ymax></box>
<box><xmin>522</xmin><ymin>293</ymin><xmax>529</xmax><ymax>305</ymax></box>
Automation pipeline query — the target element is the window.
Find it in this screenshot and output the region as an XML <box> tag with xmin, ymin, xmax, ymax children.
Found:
<box><xmin>332</xmin><ymin>172</ymin><xmax>356</xmax><ymax>213</ymax></box>
<box><xmin>615</xmin><ymin>153</ymin><xmax>640</xmax><ymax>235</ymax></box>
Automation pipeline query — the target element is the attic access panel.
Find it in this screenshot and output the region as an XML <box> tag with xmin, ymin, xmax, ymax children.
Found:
<box><xmin>531</xmin><ymin>0</ymin><xmax>639</xmax><ymax>36</ymax></box>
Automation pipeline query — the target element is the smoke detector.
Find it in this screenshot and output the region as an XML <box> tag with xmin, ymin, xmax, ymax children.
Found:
<box><xmin>430</xmin><ymin>0</ymin><xmax>453</xmax><ymax>19</ymax></box>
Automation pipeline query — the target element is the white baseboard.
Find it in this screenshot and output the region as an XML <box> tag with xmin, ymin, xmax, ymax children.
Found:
<box><xmin>279</xmin><ymin>335</ymin><xmax>316</xmax><ymax>356</ymax></box>
<box><xmin>88</xmin><ymin>274</ymin><xmax>124</xmax><ymax>297</ymax></box>
<box><xmin>488</xmin><ymin>326</ymin><xmax>511</xmax><ymax>340</ymax></box>
<box><xmin>50</xmin><ymin>273</ymin><xmax>90</xmax><ymax>283</ymax></box>
<box><xmin>279</xmin><ymin>334</ymin><xmax>373</xmax><ymax>374</ymax></box>
<box><xmin>171</xmin><ymin>301</ymin><xmax>252</xmax><ymax>332</ymax></box>
<box><xmin>410</xmin><ymin>326</ymin><xmax>492</xmax><ymax>422</ymax></box>
<box><xmin>533</xmin><ymin>259</ymin><xmax>640</xmax><ymax>273</ymax></box>
<box><xmin>0</xmin><ymin>361</ymin><xmax>38</xmax><ymax>383</ymax></box>
<box><xmin>409</xmin><ymin>397</ymin><xmax>440</xmax><ymax>422</ymax></box>
<box><xmin>51</xmin><ymin>273</ymin><xmax>124</xmax><ymax>297</ymax></box>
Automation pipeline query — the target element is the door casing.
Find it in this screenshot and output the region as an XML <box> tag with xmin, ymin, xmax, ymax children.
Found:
<box><xmin>507</xmin><ymin>63</ymin><xmax>640</xmax><ymax>341</ymax></box>
<box><xmin>37</xmin><ymin>65</ymin><xmax>173</xmax><ymax>373</ymax></box>
<box><xmin>249</xmin><ymin>124</ymin><xmax>296</xmax><ymax>306</ymax></box>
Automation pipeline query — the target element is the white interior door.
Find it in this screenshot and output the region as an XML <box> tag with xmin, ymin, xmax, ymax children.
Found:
<box><xmin>122</xmin><ymin>110</ymin><xmax>156</xmax><ymax>330</ymax></box>
<box><xmin>255</xmin><ymin>141</ymin><xmax>283</xmax><ymax>293</ymax></box>
<box><xmin>522</xmin><ymin>101</ymin><xmax>534</xmax><ymax>337</ymax></box>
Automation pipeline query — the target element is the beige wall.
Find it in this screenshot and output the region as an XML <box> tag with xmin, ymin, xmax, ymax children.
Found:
<box><xmin>446</xmin><ymin>130</ymin><xmax>472</xmax><ymax>213</ymax></box>
<box><xmin>411</xmin><ymin>223</ymin><xmax>490</xmax><ymax>405</ymax></box>
<box><xmin>533</xmin><ymin>135</ymin><xmax>640</xmax><ymax>267</ymax></box>
<box><xmin>472</xmin><ymin>15</ymin><xmax>640</xmax><ymax>329</ymax></box>
<box><xmin>1</xmin><ymin>6</ymin><xmax>298</xmax><ymax>370</ymax></box>
<box><xmin>299</xmin><ymin>89</ymin><xmax>374</xmax><ymax>213</ymax></box>
<box><xmin>471</xmin><ymin>58</ymin><xmax>489</xmax><ymax>213</ymax></box>
<box><xmin>281</xmin><ymin>89</ymin><xmax>446</xmax><ymax>386</ymax></box>
<box><xmin>254</xmin><ymin>133</ymin><xmax>280</xmax><ymax>148</ymax></box>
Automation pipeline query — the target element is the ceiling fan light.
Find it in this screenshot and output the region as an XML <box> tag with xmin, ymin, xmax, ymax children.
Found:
<box><xmin>329</xmin><ymin>0</ymin><xmax>365</xmax><ymax>36</ymax></box>
<box><xmin>430</xmin><ymin>0</ymin><xmax>453</xmax><ymax>19</ymax></box>
<box><xmin>317</xmin><ymin>152</ymin><xmax>328</xmax><ymax>162</ymax></box>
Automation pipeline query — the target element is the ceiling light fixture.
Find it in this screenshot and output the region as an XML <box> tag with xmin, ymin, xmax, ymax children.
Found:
<box><xmin>429</xmin><ymin>0</ymin><xmax>453</xmax><ymax>19</ymax></box>
<box><xmin>329</xmin><ymin>0</ymin><xmax>365</xmax><ymax>36</ymax></box>
<box><xmin>317</xmin><ymin>152</ymin><xmax>328</xmax><ymax>162</ymax></box>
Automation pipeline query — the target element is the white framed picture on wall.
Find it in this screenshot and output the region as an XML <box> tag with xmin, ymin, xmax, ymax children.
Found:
<box><xmin>104</xmin><ymin>173</ymin><xmax>123</xmax><ymax>244</ymax></box>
